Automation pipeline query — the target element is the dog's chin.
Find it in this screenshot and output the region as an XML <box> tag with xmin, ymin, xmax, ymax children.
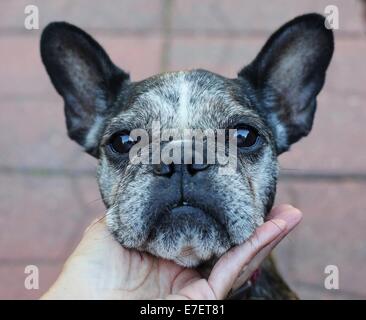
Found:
<box><xmin>144</xmin><ymin>205</ymin><xmax>231</xmax><ymax>267</ymax></box>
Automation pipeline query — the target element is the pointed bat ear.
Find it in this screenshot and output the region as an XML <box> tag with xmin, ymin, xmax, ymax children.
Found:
<box><xmin>41</xmin><ymin>22</ymin><xmax>130</xmax><ymax>157</ymax></box>
<box><xmin>239</xmin><ymin>14</ymin><xmax>334</xmax><ymax>154</ymax></box>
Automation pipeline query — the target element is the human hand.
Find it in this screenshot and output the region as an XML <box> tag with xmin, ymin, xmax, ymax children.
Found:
<box><xmin>42</xmin><ymin>204</ymin><xmax>302</xmax><ymax>300</ymax></box>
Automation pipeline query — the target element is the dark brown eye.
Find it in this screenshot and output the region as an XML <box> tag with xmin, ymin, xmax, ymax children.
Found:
<box><xmin>234</xmin><ymin>126</ymin><xmax>259</xmax><ymax>148</ymax></box>
<box><xmin>109</xmin><ymin>131</ymin><xmax>136</xmax><ymax>154</ymax></box>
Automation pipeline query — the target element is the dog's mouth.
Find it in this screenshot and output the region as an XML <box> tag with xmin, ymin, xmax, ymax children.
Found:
<box><xmin>171</xmin><ymin>203</ymin><xmax>206</xmax><ymax>216</ymax></box>
<box><xmin>169</xmin><ymin>199</ymin><xmax>226</xmax><ymax>227</ymax></box>
<box><xmin>147</xmin><ymin>200</ymin><xmax>219</xmax><ymax>236</ymax></box>
<box><xmin>142</xmin><ymin>200</ymin><xmax>231</xmax><ymax>267</ymax></box>
<box><xmin>169</xmin><ymin>203</ymin><xmax>227</xmax><ymax>235</ymax></box>
<box><xmin>109</xmin><ymin>193</ymin><xmax>261</xmax><ymax>267</ymax></box>
<box><xmin>170</xmin><ymin>200</ymin><xmax>209</xmax><ymax>217</ymax></box>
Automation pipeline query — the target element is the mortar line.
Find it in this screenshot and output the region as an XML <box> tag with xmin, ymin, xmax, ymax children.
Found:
<box><xmin>1</xmin><ymin>28</ymin><xmax>364</xmax><ymax>39</ymax></box>
<box><xmin>0</xmin><ymin>166</ymin><xmax>95</xmax><ymax>178</ymax></box>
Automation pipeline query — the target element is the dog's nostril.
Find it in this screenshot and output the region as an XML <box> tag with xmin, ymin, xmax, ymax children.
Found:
<box><xmin>153</xmin><ymin>163</ymin><xmax>174</xmax><ymax>177</ymax></box>
<box><xmin>153</xmin><ymin>162</ymin><xmax>209</xmax><ymax>176</ymax></box>
<box><xmin>187</xmin><ymin>163</ymin><xmax>210</xmax><ymax>175</ymax></box>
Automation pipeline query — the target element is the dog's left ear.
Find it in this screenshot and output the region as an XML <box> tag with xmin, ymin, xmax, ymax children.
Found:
<box><xmin>239</xmin><ymin>13</ymin><xmax>334</xmax><ymax>154</ymax></box>
<box><xmin>41</xmin><ymin>22</ymin><xmax>130</xmax><ymax>157</ymax></box>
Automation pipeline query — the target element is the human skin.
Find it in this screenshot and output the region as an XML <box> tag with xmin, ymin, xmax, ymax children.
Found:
<box><xmin>42</xmin><ymin>204</ymin><xmax>302</xmax><ymax>300</ymax></box>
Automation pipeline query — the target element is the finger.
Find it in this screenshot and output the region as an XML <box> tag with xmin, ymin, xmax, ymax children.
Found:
<box><xmin>230</xmin><ymin>206</ymin><xmax>302</xmax><ymax>292</ymax></box>
<box><xmin>208</xmin><ymin>205</ymin><xmax>302</xmax><ymax>299</ymax></box>
<box><xmin>208</xmin><ymin>218</ymin><xmax>287</xmax><ymax>299</ymax></box>
<box><xmin>230</xmin><ymin>232</ymin><xmax>286</xmax><ymax>291</ymax></box>
<box><xmin>267</xmin><ymin>204</ymin><xmax>301</xmax><ymax>223</ymax></box>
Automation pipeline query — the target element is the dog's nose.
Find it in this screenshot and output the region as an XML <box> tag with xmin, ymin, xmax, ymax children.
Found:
<box><xmin>187</xmin><ymin>163</ymin><xmax>210</xmax><ymax>174</ymax></box>
<box><xmin>153</xmin><ymin>163</ymin><xmax>174</xmax><ymax>177</ymax></box>
<box><xmin>153</xmin><ymin>162</ymin><xmax>210</xmax><ymax>177</ymax></box>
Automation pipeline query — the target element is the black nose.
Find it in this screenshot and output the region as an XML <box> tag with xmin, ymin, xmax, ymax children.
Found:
<box><xmin>153</xmin><ymin>163</ymin><xmax>210</xmax><ymax>177</ymax></box>
<box><xmin>187</xmin><ymin>163</ymin><xmax>209</xmax><ymax>174</ymax></box>
<box><xmin>153</xmin><ymin>163</ymin><xmax>174</xmax><ymax>177</ymax></box>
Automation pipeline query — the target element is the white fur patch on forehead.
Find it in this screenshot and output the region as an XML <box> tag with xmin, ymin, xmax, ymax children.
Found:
<box><xmin>133</xmin><ymin>71</ymin><xmax>194</xmax><ymax>128</ymax></box>
<box><xmin>177</xmin><ymin>77</ymin><xmax>191</xmax><ymax>129</ymax></box>
<box><xmin>127</xmin><ymin>70</ymin><xmax>261</xmax><ymax>131</ymax></box>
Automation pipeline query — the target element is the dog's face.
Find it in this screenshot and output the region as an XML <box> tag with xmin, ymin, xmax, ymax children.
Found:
<box><xmin>41</xmin><ymin>14</ymin><xmax>333</xmax><ymax>267</ymax></box>
<box><xmin>97</xmin><ymin>71</ymin><xmax>280</xmax><ymax>267</ymax></box>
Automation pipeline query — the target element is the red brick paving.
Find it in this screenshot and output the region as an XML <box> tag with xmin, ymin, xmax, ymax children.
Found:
<box><xmin>171</xmin><ymin>0</ymin><xmax>364</xmax><ymax>34</ymax></box>
<box><xmin>0</xmin><ymin>99</ymin><xmax>94</xmax><ymax>170</ymax></box>
<box><xmin>275</xmin><ymin>180</ymin><xmax>366</xmax><ymax>299</ymax></box>
<box><xmin>168</xmin><ymin>35</ymin><xmax>264</xmax><ymax>76</ymax></box>
<box><xmin>0</xmin><ymin>264</ymin><xmax>62</xmax><ymax>300</ymax></box>
<box><xmin>0</xmin><ymin>175</ymin><xmax>102</xmax><ymax>261</ymax></box>
<box><xmin>1</xmin><ymin>34</ymin><xmax>163</xmax><ymax>98</ymax></box>
<box><xmin>0</xmin><ymin>0</ymin><xmax>365</xmax><ymax>299</ymax></box>
<box><xmin>280</xmin><ymin>89</ymin><xmax>366</xmax><ymax>172</ymax></box>
<box><xmin>1</xmin><ymin>0</ymin><xmax>164</xmax><ymax>31</ymax></box>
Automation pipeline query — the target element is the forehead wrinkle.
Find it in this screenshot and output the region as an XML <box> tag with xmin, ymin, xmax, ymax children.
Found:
<box><xmin>190</xmin><ymin>89</ymin><xmax>261</xmax><ymax>128</ymax></box>
<box><xmin>135</xmin><ymin>78</ymin><xmax>182</xmax><ymax>128</ymax></box>
<box><xmin>104</xmin><ymin>70</ymin><xmax>272</xmax><ymax>141</ymax></box>
<box><xmin>131</xmin><ymin>72</ymin><xmax>195</xmax><ymax>131</ymax></box>
<box><xmin>106</xmin><ymin>82</ymin><xmax>180</xmax><ymax>136</ymax></box>
<box><xmin>225</xmin><ymin>108</ymin><xmax>264</xmax><ymax>127</ymax></box>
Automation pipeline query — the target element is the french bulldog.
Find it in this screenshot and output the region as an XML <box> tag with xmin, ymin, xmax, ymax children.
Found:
<box><xmin>40</xmin><ymin>13</ymin><xmax>334</xmax><ymax>299</ymax></box>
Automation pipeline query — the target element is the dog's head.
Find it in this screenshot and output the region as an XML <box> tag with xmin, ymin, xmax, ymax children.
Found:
<box><xmin>41</xmin><ymin>14</ymin><xmax>333</xmax><ymax>267</ymax></box>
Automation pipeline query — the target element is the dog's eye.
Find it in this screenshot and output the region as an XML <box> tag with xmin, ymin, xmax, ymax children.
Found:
<box><xmin>109</xmin><ymin>132</ymin><xmax>136</xmax><ymax>154</ymax></box>
<box><xmin>234</xmin><ymin>126</ymin><xmax>258</xmax><ymax>148</ymax></box>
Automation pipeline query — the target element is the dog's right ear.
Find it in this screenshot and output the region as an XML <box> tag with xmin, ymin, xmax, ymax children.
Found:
<box><xmin>239</xmin><ymin>14</ymin><xmax>334</xmax><ymax>154</ymax></box>
<box><xmin>41</xmin><ymin>22</ymin><xmax>129</xmax><ymax>157</ymax></box>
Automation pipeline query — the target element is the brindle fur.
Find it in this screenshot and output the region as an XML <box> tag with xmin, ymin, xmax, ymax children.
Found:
<box><xmin>40</xmin><ymin>13</ymin><xmax>333</xmax><ymax>299</ymax></box>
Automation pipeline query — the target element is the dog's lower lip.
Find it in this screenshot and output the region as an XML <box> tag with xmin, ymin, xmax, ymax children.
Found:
<box><xmin>170</xmin><ymin>203</ymin><xmax>227</xmax><ymax>229</ymax></box>
<box><xmin>171</xmin><ymin>205</ymin><xmax>204</xmax><ymax>215</ymax></box>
